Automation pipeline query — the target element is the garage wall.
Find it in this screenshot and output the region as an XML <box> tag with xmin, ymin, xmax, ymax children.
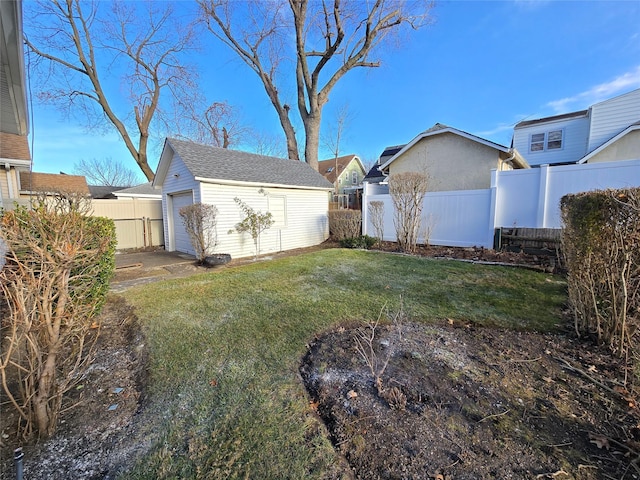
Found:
<box><xmin>200</xmin><ymin>183</ymin><xmax>329</xmax><ymax>260</ymax></box>
<box><xmin>170</xmin><ymin>192</ymin><xmax>195</xmax><ymax>255</ymax></box>
<box><xmin>160</xmin><ymin>152</ymin><xmax>201</xmax><ymax>253</ymax></box>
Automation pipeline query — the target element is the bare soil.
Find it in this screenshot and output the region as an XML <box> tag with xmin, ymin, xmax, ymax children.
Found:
<box><xmin>2</xmin><ymin>244</ymin><xmax>638</xmax><ymax>479</ymax></box>
<box><xmin>300</xmin><ymin>322</ymin><xmax>640</xmax><ymax>479</ymax></box>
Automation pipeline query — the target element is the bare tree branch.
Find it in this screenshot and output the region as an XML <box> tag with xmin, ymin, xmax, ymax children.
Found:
<box><xmin>200</xmin><ymin>0</ymin><xmax>433</xmax><ymax>171</ymax></box>
<box><xmin>73</xmin><ymin>157</ymin><xmax>141</xmax><ymax>187</ymax></box>
<box><xmin>24</xmin><ymin>0</ymin><xmax>203</xmax><ymax>181</ymax></box>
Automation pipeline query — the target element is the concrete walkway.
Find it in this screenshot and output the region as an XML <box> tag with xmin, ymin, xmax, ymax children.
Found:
<box><xmin>111</xmin><ymin>250</ymin><xmax>200</xmax><ymax>292</ymax></box>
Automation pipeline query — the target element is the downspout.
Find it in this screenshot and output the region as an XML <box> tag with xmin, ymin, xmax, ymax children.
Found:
<box><xmin>501</xmin><ymin>149</ymin><xmax>517</xmax><ymax>170</ymax></box>
<box><xmin>5</xmin><ymin>164</ymin><xmax>16</xmax><ymax>199</ymax></box>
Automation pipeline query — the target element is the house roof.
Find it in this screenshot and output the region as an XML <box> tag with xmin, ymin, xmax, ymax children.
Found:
<box><xmin>317</xmin><ymin>154</ymin><xmax>365</xmax><ymax>184</ymax></box>
<box><xmin>89</xmin><ymin>185</ymin><xmax>128</xmax><ymax>199</ymax></box>
<box><xmin>577</xmin><ymin>122</ymin><xmax>640</xmax><ymax>164</ymax></box>
<box><xmin>113</xmin><ymin>182</ymin><xmax>161</xmax><ymax>198</ymax></box>
<box><xmin>20</xmin><ymin>171</ymin><xmax>90</xmax><ymax>194</ymax></box>
<box><xmin>514</xmin><ymin>110</ymin><xmax>589</xmax><ymax>129</ymax></box>
<box><xmin>380</xmin><ymin>123</ymin><xmax>512</xmax><ymax>172</ymax></box>
<box><xmin>0</xmin><ymin>132</ymin><xmax>30</xmax><ymax>161</ymax></box>
<box><xmin>155</xmin><ymin>138</ymin><xmax>333</xmax><ymax>190</ymax></box>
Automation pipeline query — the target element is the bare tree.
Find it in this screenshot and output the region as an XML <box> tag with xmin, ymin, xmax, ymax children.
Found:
<box><xmin>24</xmin><ymin>0</ymin><xmax>201</xmax><ymax>181</ymax></box>
<box><xmin>173</xmin><ymin>101</ymin><xmax>247</xmax><ymax>149</ymax></box>
<box><xmin>368</xmin><ymin>200</ymin><xmax>385</xmax><ymax>247</ymax></box>
<box><xmin>322</xmin><ymin>103</ymin><xmax>352</xmax><ymax>161</ymax></box>
<box><xmin>74</xmin><ymin>157</ymin><xmax>141</xmax><ymax>187</ymax></box>
<box><xmin>388</xmin><ymin>171</ymin><xmax>429</xmax><ymax>253</ymax></box>
<box><xmin>199</xmin><ymin>0</ymin><xmax>432</xmax><ymax>171</ymax></box>
<box><xmin>322</xmin><ymin>103</ymin><xmax>352</xmax><ymax>197</ymax></box>
<box><xmin>249</xmin><ymin>130</ymin><xmax>289</xmax><ymax>158</ymax></box>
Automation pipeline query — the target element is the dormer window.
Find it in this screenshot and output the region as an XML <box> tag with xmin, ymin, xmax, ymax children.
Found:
<box><xmin>326</xmin><ymin>167</ymin><xmax>334</xmax><ymax>173</ymax></box>
<box><xmin>547</xmin><ymin>130</ymin><xmax>563</xmax><ymax>149</ymax></box>
<box><xmin>530</xmin><ymin>129</ymin><xmax>564</xmax><ymax>153</ymax></box>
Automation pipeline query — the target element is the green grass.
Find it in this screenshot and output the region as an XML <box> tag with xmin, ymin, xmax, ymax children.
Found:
<box><xmin>122</xmin><ymin>248</ymin><xmax>566</xmax><ymax>479</ymax></box>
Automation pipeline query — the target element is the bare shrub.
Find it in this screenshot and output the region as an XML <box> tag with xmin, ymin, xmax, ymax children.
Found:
<box><xmin>368</xmin><ymin>200</ymin><xmax>385</xmax><ymax>247</ymax></box>
<box><xmin>0</xmin><ymin>193</ymin><xmax>116</xmax><ymax>439</ymax></box>
<box><xmin>388</xmin><ymin>171</ymin><xmax>429</xmax><ymax>253</ymax></box>
<box><xmin>561</xmin><ymin>188</ymin><xmax>640</xmax><ymax>369</ymax></box>
<box><xmin>354</xmin><ymin>300</ymin><xmax>405</xmax><ymax>401</ymax></box>
<box><xmin>179</xmin><ymin>202</ymin><xmax>219</xmax><ymax>262</ymax></box>
<box><xmin>329</xmin><ymin>210</ymin><xmax>361</xmax><ymax>240</ymax></box>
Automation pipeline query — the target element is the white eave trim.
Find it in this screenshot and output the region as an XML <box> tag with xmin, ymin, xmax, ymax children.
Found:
<box><xmin>113</xmin><ymin>193</ymin><xmax>162</xmax><ymax>199</ymax></box>
<box><xmin>379</xmin><ymin>127</ymin><xmax>510</xmax><ymax>171</ymax></box>
<box><xmin>194</xmin><ymin>176</ymin><xmax>333</xmax><ymax>191</ymax></box>
<box><xmin>577</xmin><ymin>124</ymin><xmax>640</xmax><ymax>164</ymax></box>
<box><xmin>1</xmin><ymin>158</ymin><xmax>31</xmax><ymax>168</ymax></box>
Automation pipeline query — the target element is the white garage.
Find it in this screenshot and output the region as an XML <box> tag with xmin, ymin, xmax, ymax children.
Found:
<box><xmin>153</xmin><ymin>138</ymin><xmax>333</xmax><ymax>260</ymax></box>
<box><xmin>169</xmin><ymin>191</ymin><xmax>194</xmax><ymax>254</ymax></box>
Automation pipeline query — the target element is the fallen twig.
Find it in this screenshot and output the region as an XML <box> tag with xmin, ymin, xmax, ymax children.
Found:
<box><xmin>554</xmin><ymin>356</ymin><xmax>620</xmax><ymax>397</ymax></box>
<box><xmin>478</xmin><ymin>409</ymin><xmax>510</xmax><ymax>423</ymax></box>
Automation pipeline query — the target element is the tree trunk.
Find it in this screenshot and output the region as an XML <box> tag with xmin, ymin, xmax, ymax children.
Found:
<box><xmin>34</xmin><ymin>349</ymin><xmax>58</xmax><ymax>437</ymax></box>
<box><xmin>303</xmin><ymin>112</ymin><xmax>322</xmax><ymax>172</ymax></box>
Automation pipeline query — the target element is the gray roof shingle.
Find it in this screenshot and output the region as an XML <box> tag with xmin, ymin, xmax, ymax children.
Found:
<box><xmin>166</xmin><ymin>138</ymin><xmax>333</xmax><ymax>190</ymax></box>
<box><xmin>114</xmin><ymin>182</ymin><xmax>160</xmax><ymax>196</ymax></box>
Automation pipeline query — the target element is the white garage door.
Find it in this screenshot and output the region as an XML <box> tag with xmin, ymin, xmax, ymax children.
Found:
<box><xmin>171</xmin><ymin>192</ymin><xmax>194</xmax><ymax>254</ymax></box>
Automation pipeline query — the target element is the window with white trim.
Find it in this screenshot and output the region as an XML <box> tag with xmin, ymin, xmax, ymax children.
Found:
<box><xmin>529</xmin><ymin>129</ymin><xmax>564</xmax><ymax>152</ymax></box>
<box><xmin>351</xmin><ymin>171</ymin><xmax>358</xmax><ymax>184</ymax></box>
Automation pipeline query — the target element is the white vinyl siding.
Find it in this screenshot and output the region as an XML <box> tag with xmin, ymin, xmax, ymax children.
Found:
<box><xmin>514</xmin><ymin>116</ymin><xmax>589</xmax><ymax>166</ymax></box>
<box><xmin>268</xmin><ymin>194</ymin><xmax>287</xmax><ymax>227</ymax></box>
<box><xmin>160</xmin><ymin>152</ymin><xmax>201</xmax><ymax>252</ymax></box>
<box><xmin>199</xmin><ymin>183</ymin><xmax>328</xmax><ymax>260</ymax></box>
<box><xmin>588</xmin><ymin>89</ymin><xmax>640</xmax><ymax>152</ymax></box>
<box><xmin>170</xmin><ymin>192</ymin><xmax>194</xmax><ymax>254</ymax></box>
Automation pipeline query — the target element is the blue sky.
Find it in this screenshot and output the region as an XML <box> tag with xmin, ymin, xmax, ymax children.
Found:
<box><xmin>26</xmin><ymin>0</ymin><xmax>640</xmax><ymax>181</ymax></box>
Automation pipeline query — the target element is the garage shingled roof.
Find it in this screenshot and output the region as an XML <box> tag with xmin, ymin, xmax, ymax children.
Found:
<box><xmin>166</xmin><ymin>138</ymin><xmax>333</xmax><ymax>189</ymax></box>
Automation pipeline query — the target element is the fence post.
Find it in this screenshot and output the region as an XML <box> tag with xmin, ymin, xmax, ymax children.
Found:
<box><xmin>488</xmin><ymin>169</ymin><xmax>498</xmax><ymax>249</ymax></box>
<box><xmin>361</xmin><ymin>182</ymin><xmax>369</xmax><ymax>236</ymax></box>
<box><xmin>536</xmin><ymin>164</ymin><xmax>550</xmax><ymax>228</ymax></box>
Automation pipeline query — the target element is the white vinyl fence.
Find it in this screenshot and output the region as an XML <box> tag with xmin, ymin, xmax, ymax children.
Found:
<box><xmin>363</xmin><ymin>159</ymin><xmax>640</xmax><ymax>249</ymax></box>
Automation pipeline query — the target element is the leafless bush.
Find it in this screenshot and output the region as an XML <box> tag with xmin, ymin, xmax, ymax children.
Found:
<box><xmin>179</xmin><ymin>202</ymin><xmax>219</xmax><ymax>262</ymax></box>
<box><xmin>354</xmin><ymin>300</ymin><xmax>405</xmax><ymax>401</ymax></box>
<box><xmin>388</xmin><ymin>171</ymin><xmax>429</xmax><ymax>252</ymax></box>
<box><xmin>0</xmin><ymin>193</ymin><xmax>116</xmax><ymax>439</ymax></box>
<box><xmin>329</xmin><ymin>209</ymin><xmax>361</xmax><ymax>240</ymax></box>
<box><xmin>561</xmin><ymin>188</ymin><xmax>640</xmax><ymax>371</ymax></box>
<box><xmin>368</xmin><ymin>200</ymin><xmax>385</xmax><ymax>247</ymax></box>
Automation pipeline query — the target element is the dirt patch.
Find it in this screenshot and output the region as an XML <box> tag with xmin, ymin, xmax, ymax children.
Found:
<box><xmin>0</xmin><ymin>296</ymin><xmax>149</xmax><ymax>480</ymax></box>
<box><xmin>300</xmin><ymin>321</ymin><xmax>640</xmax><ymax>479</ymax></box>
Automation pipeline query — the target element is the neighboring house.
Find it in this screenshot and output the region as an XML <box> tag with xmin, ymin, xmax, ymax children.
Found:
<box><xmin>19</xmin><ymin>171</ymin><xmax>90</xmax><ymax>196</ymax></box>
<box><xmin>89</xmin><ymin>185</ymin><xmax>128</xmax><ymax>199</ymax></box>
<box><xmin>380</xmin><ymin>123</ymin><xmax>529</xmax><ymax>192</ymax></box>
<box><xmin>113</xmin><ymin>182</ymin><xmax>161</xmax><ymax>199</ymax></box>
<box><xmin>513</xmin><ymin>88</ymin><xmax>640</xmax><ymax>167</ymax></box>
<box><xmin>363</xmin><ymin>145</ymin><xmax>403</xmax><ymax>184</ymax></box>
<box><xmin>318</xmin><ymin>154</ymin><xmax>366</xmax><ymax>208</ymax></box>
<box><xmin>0</xmin><ymin>0</ymin><xmax>31</xmax><ymax>210</ymax></box>
<box><xmin>153</xmin><ymin>138</ymin><xmax>333</xmax><ymax>259</ymax></box>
